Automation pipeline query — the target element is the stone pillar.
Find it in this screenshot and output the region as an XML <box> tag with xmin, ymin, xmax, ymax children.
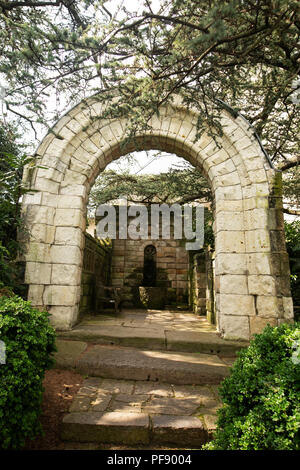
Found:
<box><xmin>215</xmin><ymin>170</ymin><xmax>293</xmax><ymax>340</ymax></box>
<box><xmin>190</xmin><ymin>252</ymin><xmax>206</xmax><ymax>315</ymax></box>
<box><xmin>206</xmin><ymin>250</ymin><xmax>215</xmax><ymax>325</ymax></box>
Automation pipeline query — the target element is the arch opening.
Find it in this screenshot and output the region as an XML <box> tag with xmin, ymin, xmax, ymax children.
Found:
<box><xmin>21</xmin><ymin>95</ymin><xmax>294</xmax><ymax>340</ymax></box>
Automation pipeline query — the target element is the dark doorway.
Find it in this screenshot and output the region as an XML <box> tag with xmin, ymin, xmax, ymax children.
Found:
<box><xmin>143</xmin><ymin>245</ymin><xmax>157</xmax><ymax>286</ymax></box>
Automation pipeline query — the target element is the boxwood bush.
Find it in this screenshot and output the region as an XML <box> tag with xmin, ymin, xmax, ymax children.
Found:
<box><xmin>204</xmin><ymin>322</ymin><xmax>300</xmax><ymax>450</ymax></box>
<box><xmin>0</xmin><ymin>294</ymin><xmax>56</xmax><ymax>449</ymax></box>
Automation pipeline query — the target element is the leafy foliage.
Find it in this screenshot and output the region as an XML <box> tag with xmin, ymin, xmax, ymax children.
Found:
<box><xmin>89</xmin><ymin>166</ymin><xmax>211</xmax><ymax>208</ymax></box>
<box><xmin>204</xmin><ymin>323</ymin><xmax>300</xmax><ymax>450</ymax></box>
<box><xmin>89</xmin><ymin>161</ymin><xmax>214</xmax><ymax>247</ymax></box>
<box><xmin>282</xmin><ymin>167</ymin><xmax>300</xmax><ymax>215</ymax></box>
<box><xmin>0</xmin><ymin>123</ymin><xmax>36</xmax><ymax>292</ymax></box>
<box><xmin>285</xmin><ymin>220</ymin><xmax>300</xmax><ymax>313</ymax></box>
<box><xmin>0</xmin><ymin>1</ymin><xmax>299</xmax><ymax>172</ymax></box>
<box><xmin>0</xmin><ymin>294</ymin><xmax>56</xmax><ymax>449</ymax></box>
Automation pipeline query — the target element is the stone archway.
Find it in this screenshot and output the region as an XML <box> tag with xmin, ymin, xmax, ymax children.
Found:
<box><xmin>21</xmin><ymin>94</ymin><xmax>293</xmax><ymax>340</ymax></box>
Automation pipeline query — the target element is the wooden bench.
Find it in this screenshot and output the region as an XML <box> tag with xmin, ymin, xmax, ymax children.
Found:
<box><xmin>94</xmin><ymin>285</ymin><xmax>121</xmax><ymax>314</ymax></box>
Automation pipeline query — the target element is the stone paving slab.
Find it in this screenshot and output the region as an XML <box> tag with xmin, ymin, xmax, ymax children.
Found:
<box><xmin>57</xmin><ymin>309</ymin><xmax>247</xmax><ymax>356</ymax></box>
<box><xmin>143</xmin><ymin>397</ymin><xmax>201</xmax><ymax>415</ymax></box>
<box><xmin>54</xmin><ymin>339</ymin><xmax>87</xmax><ymax>368</ymax></box>
<box><xmin>165</xmin><ymin>330</ymin><xmax>246</xmax><ymax>355</ymax></box>
<box><xmin>72</xmin><ymin>344</ymin><xmax>230</xmax><ymax>385</ymax></box>
<box><xmin>152</xmin><ymin>415</ymin><xmax>207</xmax><ymax>446</ymax></box>
<box><xmin>62</xmin><ymin>377</ymin><xmax>221</xmax><ymax>446</ymax></box>
<box><xmin>62</xmin><ymin>411</ymin><xmax>150</xmax><ymax>445</ymax></box>
<box><xmin>59</xmin><ymin>325</ymin><xmax>166</xmax><ymax>350</ymax></box>
<box><xmin>134</xmin><ymin>382</ymin><xmax>173</xmax><ymax>397</ymax></box>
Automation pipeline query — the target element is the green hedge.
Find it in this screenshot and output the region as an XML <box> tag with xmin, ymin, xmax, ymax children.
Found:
<box><xmin>204</xmin><ymin>322</ymin><xmax>300</xmax><ymax>450</ymax></box>
<box><xmin>0</xmin><ymin>295</ymin><xmax>56</xmax><ymax>449</ymax></box>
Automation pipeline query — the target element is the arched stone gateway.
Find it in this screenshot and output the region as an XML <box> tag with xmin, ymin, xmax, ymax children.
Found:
<box><xmin>21</xmin><ymin>95</ymin><xmax>294</xmax><ymax>340</ymax></box>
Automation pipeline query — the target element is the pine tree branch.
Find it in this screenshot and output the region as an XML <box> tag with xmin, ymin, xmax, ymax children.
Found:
<box><xmin>0</xmin><ymin>1</ymin><xmax>60</xmax><ymax>10</ymax></box>
<box><xmin>280</xmin><ymin>157</ymin><xmax>300</xmax><ymax>171</ymax></box>
<box><xmin>283</xmin><ymin>207</ymin><xmax>300</xmax><ymax>216</ymax></box>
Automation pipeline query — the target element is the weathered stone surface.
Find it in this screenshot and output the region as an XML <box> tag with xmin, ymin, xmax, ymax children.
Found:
<box><xmin>69</xmin><ymin>396</ymin><xmax>92</xmax><ymax>412</ymax></box>
<box><xmin>90</xmin><ymin>394</ymin><xmax>112</xmax><ymax>412</ymax></box>
<box><xmin>54</xmin><ymin>208</ymin><xmax>84</xmax><ymax>228</ymax></box>
<box><xmin>245</xmin><ymin>229</ymin><xmax>271</xmax><ymax>252</ymax></box>
<box><xmin>50</xmin><ymin>245</ymin><xmax>81</xmax><ymax>264</ymax></box>
<box><xmin>165</xmin><ymin>330</ymin><xmax>246</xmax><ymax>355</ymax></box>
<box><xmin>49</xmin><ymin>306</ymin><xmax>79</xmax><ymax>330</ymax></box>
<box><xmin>215</xmin><ymin>212</ymin><xmax>244</xmax><ymax>231</ymax></box>
<box><xmin>247</xmin><ymin>252</ymin><xmax>272</xmax><ymax>275</ymax></box>
<box><xmin>216</xmin><ymin>231</ymin><xmax>245</xmax><ymax>253</ymax></box>
<box><xmin>110</xmin><ymin>394</ymin><xmax>148</xmax><ymax>413</ymax></box>
<box><xmin>27</xmin><ymin>284</ymin><xmax>45</xmax><ymax>305</ymax></box>
<box><xmin>61</xmin><ymin>411</ymin><xmax>150</xmax><ymax>444</ymax></box>
<box><xmin>151</xmin><ymin>415</ymin><xmax>206</xmax><ymax>446</ymax></box>
<box><xmin>25</xmin><ymin>242</ymin><xmax>51</xmax><ymax>263</ymax></box>
<box><xmin>64</xmin><ymin>343</ymin><xmax>231</xmax><ymax>384</ymax></box>
<box><xmin>172</xmin><ymin>385</ymin><xmax>215</xmax><ymax>403</ymax></box>
<box><xmin>54</xmin><ymin>339</ymin><xmax>87</xmax><ymax>368</ymax></box>
<box><xmin>43</xmin><ymin>285</ymin><xmax>80</xmax><ymax>306</ymax></box>
<box><xmin>55</xmin><ymin>226</ymin><xmax>83</xmax><ymax>246</ymax></box>
<box><xmin>30</xmin><ymin>224</ymin><xmax>55</xmax><ymax>244</ymax></box>
<box><xmin>256</xmin><ymin>295</ymin><xmax>283</xmax><ymax>318</ymax></box>
<box><xmin>219</xmin><ymin>314</ymin><xmax>250</xmax><ymax>341</ymax></box>
<box><xmin>248</xmin><ymin>275</ymin><xmax>276</xmax><ymax>295</ymax></box>
<box><xmin>58</xmin><ymin>310</ymin><xmax>246</xmax><ymax>356</ymax></box>
<box><xmin>134</xmin><ymin>382</ymin><xmax>173</xmax><ymax>397</ymax></box>
<box><xmin>283</xmin><ymin>296</ymin><xmax>294</xmax><ymax>319</ymax></box>
<box><xmin>216</xmin><ymin>253</ymin><xmax>248</xmax><ymax>275</ymax></box>
<box><xmin>59</xmin><ymin>324</ymin><xmax>166</xmax><ymax>350</ymax></box>
<box><xmin>249</xmin><ymin>316</ymin><xmax>278</xmax><ymax>336</ymax></box>
<box><xmin>25</xmin><ymin>262</ymin><xmax>52</xmax><ymax>284</ymax></box>
<box><xmin>99</xmin><ymin>379</ymin><xmax>135</xmax><ymax>395</ymax></box>
<box><xmin>219</xmin><ymin>275</ymin><xmax>248</xmax><ymax>295</ymax></box>
<box><xmin>202</xmin><ymin>413</ymin><xmax>218</xmax><ymax>434</ymax></box>
<box><xmin>144</xmin><ymin>397</ymin><xmax>201</xmax><ymax>415</ymax></box>
<box><xmin>51</xmin><ymin>264</ymin><xmax>81</xmax><ymax>285</ymax></box>
<box><xmin>218</xmin><ymin>294</ymin><xmax>255</xmax><ymax>316</ymax></box>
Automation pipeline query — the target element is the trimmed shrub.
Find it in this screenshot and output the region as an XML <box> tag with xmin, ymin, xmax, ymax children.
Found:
<box><xmin>204</xmin><ymin>322</ymin><xmax>300</xmax><ymax>450</ymax></box>
<box><xmin>0</xmin><ymin>295</ymin><xmax>56</xmax><ymax>449</ymax></box>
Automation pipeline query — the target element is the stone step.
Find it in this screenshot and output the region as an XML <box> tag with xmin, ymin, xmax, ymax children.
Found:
<box><xmin>61</xmin><ymin>411</ymin><xmax>208</xmax><ymax>447</ymax></box>
<box><xmin>61</xmin><ymin>376</ymin><xmax>221</xmax><ymax>447</ymax></box>
<box><xmin>57</xmin><ymin>324</ymin><xmax>246</xmax><ymax>356</ymax></box>
<box><xmin>55</xmin><ymin>340</ymin><xmax>232</xmax><ymax>385</ymax></box>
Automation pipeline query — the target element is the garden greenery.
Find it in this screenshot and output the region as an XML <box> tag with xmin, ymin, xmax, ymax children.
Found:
<box><xmin>0</xmin><ymin>295</ymin><xmax>56</xmax><ymax>449</ymax></box>
<box><xmin>204</xmin><ymin>323</ymin><xmax>300</xmax><ymax>450</ymax></box>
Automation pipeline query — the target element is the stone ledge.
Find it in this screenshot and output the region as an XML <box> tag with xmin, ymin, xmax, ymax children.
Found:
<box><xmin>61</xmin><ymin>411</ymin><xmax>150</xmax><ymax>444</ymax></box>
<box><xmin>151</xmin><ymin>415</ymin><xmax>207</xmax><ymax>447</ymax></box>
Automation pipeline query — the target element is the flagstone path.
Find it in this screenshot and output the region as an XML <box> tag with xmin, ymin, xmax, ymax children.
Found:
<box><xmin>55</xmin><ymin>309</ymin><xmax>247</xmax><ymax>447</ymax></box>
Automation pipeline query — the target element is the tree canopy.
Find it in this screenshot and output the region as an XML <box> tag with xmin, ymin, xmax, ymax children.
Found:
<box><xmin>89</xmin><ymin>165</ymin><xmax>212</xmax><ymax>209</ymax></box>
<box><xmin>0</xmin><ymin>0</ymin><xmax>299</xmax><ymax>212</ymax></box>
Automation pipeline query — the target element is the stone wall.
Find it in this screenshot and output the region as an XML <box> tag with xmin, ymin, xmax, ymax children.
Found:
<box><xmin>95</xmin><ymin>204</ymin><xmax>190</xmax><ymax>308</ymax></box>
<box><xmin>110</xmin><ymin>238</ymin><xmax>189</xmax><ymax>307</ymax></box>
<box><xmin>79</xmin><ymin>233</ymin><xmax>112</xmax><ymax>315</ymax></box>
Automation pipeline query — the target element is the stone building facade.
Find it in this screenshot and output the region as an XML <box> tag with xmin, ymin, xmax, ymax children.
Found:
<box><xmin>95</xmin><ymin>204</ymin><xmax>190</xmax><ymax>309</ymax></box>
